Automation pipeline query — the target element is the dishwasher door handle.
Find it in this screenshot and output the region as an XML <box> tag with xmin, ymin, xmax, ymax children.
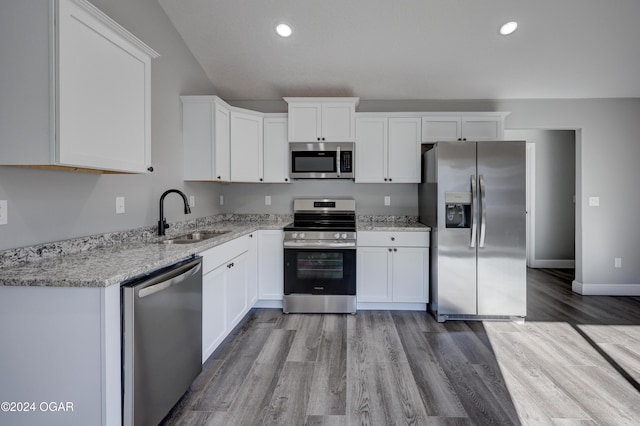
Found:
<box><xmin>138</xmin><ymin>259</ymin><xmax>202</xmax><ymax>298</ymax></box>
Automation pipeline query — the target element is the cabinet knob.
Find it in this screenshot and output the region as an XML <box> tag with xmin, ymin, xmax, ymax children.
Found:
<box><xmin>249</xmin><ymin>234</ymin><xmax>253</xmax><ymax>238</ymax></box>
<box><xmin>388</xmin><ymin>248</ymin><xmax>392</xmax><ymax>252</ymax></box>
<box><xmin>285</xmin><ymin>178</ymin><xmax>289</xmax><ymax>182</ymax></box>
<box><xmin>217</xmin><ymin>176</ymin><xmax>221</xmax><ymax>179</ymax></box>
<box><xmin>389</xmin><ymin>178</ymin><xmax>392</xmax><ymax>182</ymax></box>
<box><xmin>391</xmin><ymin>237</ymin><xmax>395</xmax><ymax>241</ymax></box>
<box><xmin>317</xmin><ymin>137</ymin><xmax>321</xmax><ymax>141</ymax></box>
<box><xmin>322</xmin><ymin>137</ymin><xmax>325</xmax><ymax>141</ymax></box>
<box><xmin>260</xmin><ymin>178</ymin><xmax>263</xmax><ymax>182</ymax></box>
<box><xmin>384</xmin><ymin>178</ymin><xmax>388</xmax><ymax>181</ymax></box>
<box><xmin>147</xmin><ymin>166</ymin><xmax>154</xmax><ymax>172</ymax></box>
<box><xmin>463</xmin><ymin>138</ymin><xmax>467</xmax><ymax>141</ymax></box>
<box><xmin>394</xmin><ymin>248</ymin><xmax>398</xmax><ymax>252</ymax></box>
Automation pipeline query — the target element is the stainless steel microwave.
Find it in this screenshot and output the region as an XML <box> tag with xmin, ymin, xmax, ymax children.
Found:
<box><xmin>289</xmin><ymin>142</ymin><xmax>355</xmax><ymax>179</ymax></box>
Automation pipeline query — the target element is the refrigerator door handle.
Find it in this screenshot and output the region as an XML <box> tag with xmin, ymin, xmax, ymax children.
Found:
<box><xmin>470</xmin><ymin>174</ymin><xmax>477</xmax><ymax>247</ymax></box>
<box><xmin>479</xmin><ymin>174</ymin><xmax>487</xmax><ymax>248</ymax></box>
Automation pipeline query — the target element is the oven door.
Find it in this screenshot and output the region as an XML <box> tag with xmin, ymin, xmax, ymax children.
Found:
<box><xmin>284</xmin><ymin>247</ymin><xmax>356</xmax><ymax>295</ymax></box>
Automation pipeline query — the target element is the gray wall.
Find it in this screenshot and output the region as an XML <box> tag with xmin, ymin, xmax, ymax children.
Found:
<box><xmin>233</xmin><ymin>98</ymin><xmax>640</xmax><ymax>289</ymax></box>
<box><xmin>219</xmin><ymin>181</ymin><xmax>417</xmax><ymax>215</ymax></box>
<box><xmin>507</xmin><ymin>129</ymin><xmax>576</xmax><ymax>262</ymax></box>
<box><xmin>0</xmin><ymin>0</ymin><xmax>222</xmax><ymax>250</ymax></box>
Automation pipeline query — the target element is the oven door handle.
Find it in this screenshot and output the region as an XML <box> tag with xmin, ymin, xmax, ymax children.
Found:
<box><xmin>283</xmin><ymin>241</ymin><xmax>356</xmax><ymax>249</ymax></box>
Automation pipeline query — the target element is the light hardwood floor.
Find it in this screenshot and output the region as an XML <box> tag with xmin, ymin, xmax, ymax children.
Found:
<box><xmin>163</xmin><ymin>269</ymin><xmax>640</xmax><ymax>425</ymax></box>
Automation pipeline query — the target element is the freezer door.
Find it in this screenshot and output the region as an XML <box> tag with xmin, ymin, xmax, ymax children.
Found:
<box><xmin>435</xmin><ymin>142</ymin><xmax>478</xmax><ymax>316</ymax></box>
<box><xmin>477</xmin><ymin>141</ymin><xmax>527</xmax><ymax>316</ymax></box>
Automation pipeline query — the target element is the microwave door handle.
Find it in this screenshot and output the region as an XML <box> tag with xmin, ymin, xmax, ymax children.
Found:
<box><xmin>336</xmin><ymin>146</ymin><xmax>341</xmax><ymax>177</ymax></box>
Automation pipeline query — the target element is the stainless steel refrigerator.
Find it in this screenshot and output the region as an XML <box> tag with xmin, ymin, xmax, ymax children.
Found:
<box><xmin>419</xmin><ymin>141</ymin><xmax>526</xmax><ymax>322</ymax></box>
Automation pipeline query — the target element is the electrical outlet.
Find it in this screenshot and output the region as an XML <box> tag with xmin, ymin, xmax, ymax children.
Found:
<box><xmin>219</xmin><ymin>195</ymin><xmax>224</xmax><ymax>206</ymax></box>
<box><xmin>384</xmin><ymin>196</ymin><xmax>390</xmax><ymax>206</ymax></box>
<box><xmin>265</xmin><ymin>195</ymin><xmax>271</xmax><ymax>206</ymax></box>
<box><xmin>588</xmin><ymin>196</ymin><xmax>600</xmax><ymax>207</ymax></box>
<box><xmin>0</xmin><ymin>200</ymin><xmax>7</xmax><ymax>225</ymax></box>
<box><xmin>189</xmin><ymin>195</ymin><xmax>195</xmax><ymax>207</ymax></box>
<box><xmin>615</xmin><ymin>258</ymin><xmax>622</xmax><ymax>268</ymax></box>
<box><xmin>115</xmin><ymin>197</ymin><xmax>125</xmax><ymax>214</ymax></box>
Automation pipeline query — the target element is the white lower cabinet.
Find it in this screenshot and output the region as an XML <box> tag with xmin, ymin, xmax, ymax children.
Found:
<box><xmin>357</xmin><ymin>231</ymin><xmax>429</xmax><ymax>309</ymax></box>
<box><xmin>257</xmin><ymin>230</ymin><xmax>284</xmax><ymax>302</ymax></box>
<box><xmin>202</xmin><ymin>264</ymin><xmax>227</xmax><ymax>362</ymax></box>
<box><xmin>200</xmin><ymin>234</ymin><xmax>253</xmax><ymax>363</ymax></box>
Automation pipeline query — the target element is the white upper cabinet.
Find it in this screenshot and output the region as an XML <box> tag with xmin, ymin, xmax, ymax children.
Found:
<box><xmin>421</xmin><ymin>113</ymin><xmax>507</xmax><ymax>142</ymax></box>
<box><xmin>263</xmin><ymin>116</ymin><xmax>290</xmax><ymax>183</ymax></box>
<box><xmin>0</xmin><ymin>0</ymin><xmax>158</xmax><ymax>174</ymax></box>
<box><xmin>355</xmin><ymin>115</ymin><xmax>421</xmax><ymax>183</ymax></box>
<box><xmin>284</xmin><ymin>97</ymin><xmax>359</xmax><ymax>142</ymax></box>
<box><xmin>182</xmin><ymin>96</ymin><xmax>231</xmax><ymax>181</ymax></box>
<box><xmin>230</xmin><ymin>109</ymin><xmax>263</xmax><ymax>182</ymax></box>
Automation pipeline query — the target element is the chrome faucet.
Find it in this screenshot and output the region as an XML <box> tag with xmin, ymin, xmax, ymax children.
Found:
<box><xmin>158</xmin><ymin>189</ymin><xmax>191</xmax><ymax>236</ymax></box>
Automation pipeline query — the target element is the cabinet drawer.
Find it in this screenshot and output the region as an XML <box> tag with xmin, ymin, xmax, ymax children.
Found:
<box><xmin>201</xmin><ymin>235</ymin><xmax>250</xmax><ymax>274</ymax></box>
<box><xmin>357</xmin><ymin>231</ymin><xmax>429</xmax><ymax>247</ymax></box>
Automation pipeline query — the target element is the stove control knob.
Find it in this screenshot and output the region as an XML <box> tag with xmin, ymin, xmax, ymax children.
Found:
<box><xmin>300</xmin><ymin>233</ymin><xmax>305</xmax><ymax>239</ymax></box>
<box><xmin>292</xmin><ymin>233</ymin><xmax>298</xmax><ymax>239</ymax></box>
<box><xmin>334</xmin><ymin>233</ymin><xmax>340</xmax><ymax>239</ymax></box>
<box><xmin>341</xmin><ymin>233</ymin><xmax>347</xmax><ymax>239</ymax></box>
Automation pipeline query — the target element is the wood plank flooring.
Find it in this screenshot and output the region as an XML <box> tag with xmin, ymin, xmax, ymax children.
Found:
<box><xmin>162</xmin><ymin>269</ymin><xmax>640</xmax><ymax>425</ymax></box>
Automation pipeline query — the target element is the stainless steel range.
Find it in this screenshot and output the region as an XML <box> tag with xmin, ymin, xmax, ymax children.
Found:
<box><xmin>283</xmin><ymin>199</ymin><xmax>357</xmax><ymax>314</ymax></box>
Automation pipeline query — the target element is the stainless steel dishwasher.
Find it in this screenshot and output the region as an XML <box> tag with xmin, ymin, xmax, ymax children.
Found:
<box><xmin>121</xmin><ymin>256</ymin><xmax>202</xmax><ymax>426</ymax></box>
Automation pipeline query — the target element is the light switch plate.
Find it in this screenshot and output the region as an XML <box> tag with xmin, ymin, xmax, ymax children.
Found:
<box><xmin>588</xmin><ymin>196</ymin><xmax>600</xmax><ymax>207</ymax></box>
<box><xmin>115</xmin><ymin>197</ymin><xmax>125</xmax><ymax>214</ymax></box>
<box><xmin>189</xmin><ymin>195</ymin><xmax>195</xmax><ymax>207</ymax></box>
<box><xmin>615</xmin><ymin>258</ymin><xmax>622</xmax><ymax>268</ymax></box>
<box><xmin>384</xmin><ymin>196</ymin><xmax>391</xmax><ymax>206</ymax></box>
<box><xmin>219</xmin><ymin>195</ymin><xmax>224</xmax><ymax>206</ymax></box>
<box><xmin>265</xmin><ymin>195</ymin><xmax>272</xmax><ymax>206</ymax></box>
<box><xmin>0</xmin><ymin>200</ymin><xmax>7</xmax><ymax>225</ymax></box>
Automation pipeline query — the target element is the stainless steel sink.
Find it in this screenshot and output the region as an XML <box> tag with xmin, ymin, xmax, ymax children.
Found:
<box><xmin>160</xmin><ymin>230</ymin><xmax>230</xmax><ymax>244</ymax></box>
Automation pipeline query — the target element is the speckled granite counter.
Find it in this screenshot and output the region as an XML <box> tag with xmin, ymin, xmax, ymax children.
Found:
<box><xmin>0</xmin><ymin>214</ymin><xmax>429</xmax><ymax>288</ymax></box>
<box><xmin>356</xmin><ymin>216</ymin><xmax>430</xmax><ymax>232</ymax></box>
<box><xmin>0</xmin><ymin>217</ymin><xmax>289</xmax><ymax>288</ymax></box>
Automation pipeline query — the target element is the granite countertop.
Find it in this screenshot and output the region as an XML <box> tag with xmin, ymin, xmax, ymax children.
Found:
<box><xmin>0</xmin><ymin>219</ymin><xmax>285</xmax><ymax>288</ymax></box>
<box><xmin>0</xmin><ymin>215</ymin><xmax>429</xmax><ymax>289</ymax></box>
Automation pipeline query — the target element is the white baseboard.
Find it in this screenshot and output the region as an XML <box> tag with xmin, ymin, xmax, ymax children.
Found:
<box><xmin>572</xmin><ymin>281</ymin><xmax>640</xmax><ymax>296</ymax></box>
<box><xmin>530</xmin><ymin>259</ymin><xmax>575</xmax><ymax>269</ymax></box>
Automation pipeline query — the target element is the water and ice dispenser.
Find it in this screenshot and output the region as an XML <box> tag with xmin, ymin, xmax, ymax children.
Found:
<box><xmin>444</xmin><ymin>192</ymin><xmax>472</xmax><ymax>228</ymax></box>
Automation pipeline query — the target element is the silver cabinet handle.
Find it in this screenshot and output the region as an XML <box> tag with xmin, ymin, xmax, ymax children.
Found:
<box><xmin>479</xmin><ymin>174</ymin><xmax>486</xmax><ymax>248</ymax></box>
<box><xmin>470</xmin><ymin>174</ymin><xmax>477</xmax><ymax>248</ymax></box>
<box><xmin>336</xmin><ymin>146</ymin><xmax>341</xmax><ymax>178</ymax></box>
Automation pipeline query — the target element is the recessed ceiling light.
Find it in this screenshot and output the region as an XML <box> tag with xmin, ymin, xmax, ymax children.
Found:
<box><xmin>275</xmin><ymin>23</ymin><xmax>292</xmax><ymax>38</ymax></box>
<box><xmin>499</xmin><ymin>21</ymin><xmax>518</xmax><ymax>35</ymax></box>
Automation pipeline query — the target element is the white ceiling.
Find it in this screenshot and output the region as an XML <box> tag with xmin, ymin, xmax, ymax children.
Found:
<box><xmin>158</xmin><ymin>0</ymin><xmax>640</xmax><ymax>101</ymax></box>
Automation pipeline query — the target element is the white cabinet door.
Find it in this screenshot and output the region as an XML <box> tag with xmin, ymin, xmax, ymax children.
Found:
<box><xmin>285</xmin><ymin>98</ymin><xmax>358</xmax><ymax>142</ymax></box>
<box><xmin>357</xmin><ymin>247</ymin><xmax>391</xmax><ymax>302</ymax></box>
<box><xmin>461</xmin><ymin>117</ymin><xmax>503</xmax><ymax>140</ymax></box>
<box><xmin>58</xmin><ymin>0</ymin><xmax>152</xmax><ymax>173</ymax></box>
<box><xmin>421</xmin><ymin>117</ymin><xmax>461</xmax><ymax>142</ymax></box>
<box><xmin>183</xmin><ymin>102</ymin><xmax>214</xmax><ymax>180</ymax></box>
<box><xmin>202</xmin><ymin>265</ymin><xmax>227</xmax><ymax>363</ymax></box>
<box><xmin>287</xmin><ymin>103</ymin><xmax>322</xmax><ymax>142</ymax></box>
<box><xmin>182</xmin><ymin>96</ymin><xmax>230</xmax><ymax>181</ymax></box>
<box><xmin>213</xmin><ymin>103</ymin><xmax>231</xmax><ymax>181</ymax></box>
<box><xmin>263</xmin><ymin>117</ymin><xmax>290</xmax><ymax>183</ymax></box>
<box><xmin>355</xmin><ymin>116</ymin><xmax>387</xmax><ymax>183</ymax></box>
<box><xmin>387</xmin><ymin>117</ymin><xmax>421</xmax><ymax>183</ymax></box>
<box><xmin>321</xmin><ymin>103</ymin><xmax>356</xmax><ymax>142</ymax></box>
<box><xmin>226</xmin><ymin>252</ymin><xmax>248</xmax><ymax>330</ymax></box>
<box><xmin>246</xmin><ymin>233</ymin><xmax>259</xmax><ymax>307</ymax></box>
<box><xmin>0</xmin><ymin>0</ymin><xmax>157</xmax><ymax>173</ymax></box>
<box><xmin>258</xmin><ymin>230</ymin><xmax>284</xmax><ymax>300</ymax></box>
<box><xmin>392</xmin><ymin>247</ymin><xmax>428</xmax><ymax>303</ymax></box>
<box><xmin>230</xmin><ymin>110</ymin><xmax>263</xmax><ymax>182</ymax></box>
